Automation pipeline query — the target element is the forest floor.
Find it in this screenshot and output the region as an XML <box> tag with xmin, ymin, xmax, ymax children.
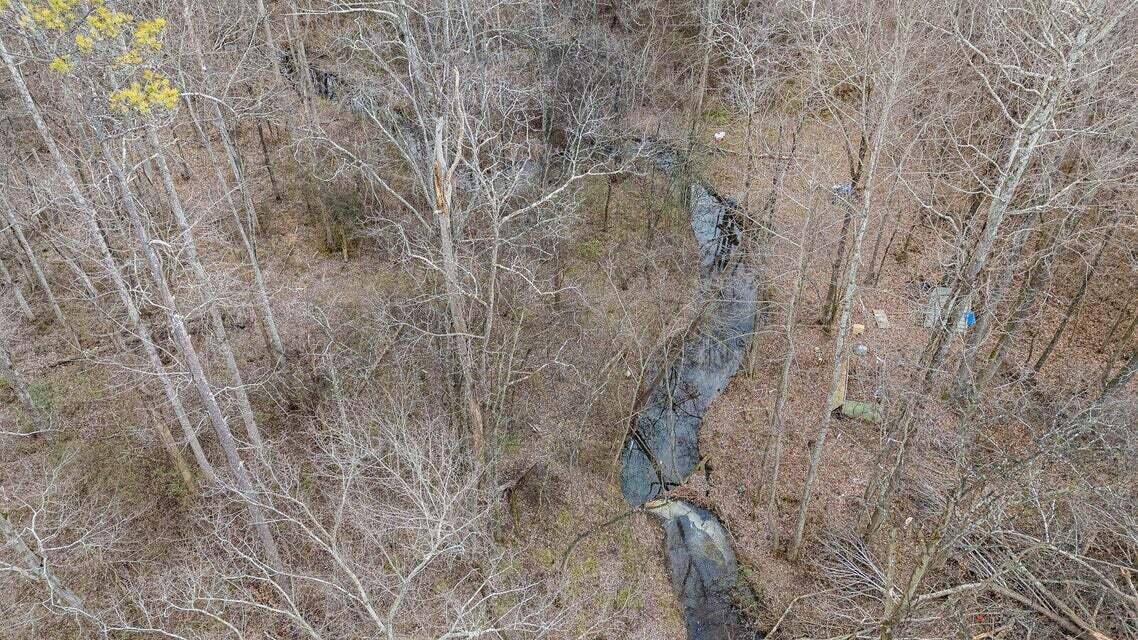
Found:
<box><xmin>3</xmin><ymin>105</ymin><xmax>1132</xmax><ymax>639</ymax></box>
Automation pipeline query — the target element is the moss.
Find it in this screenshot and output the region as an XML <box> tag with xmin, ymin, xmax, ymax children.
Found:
<box><xmin>532</xmin><ymin>546</ymin><xmax>556</xmax><ymax>568</ymax></box>
<box><xmin>613</xmin><ymin>586</ymin><xmax>644</xmax><ymax>611</ymax></box>
<box><xmin>555</xmin><ymin>508</ymin><xmax>574</xmax><ymax>532</ymax></box>
<box><xmin>28</xmin><ymin>381</ymin><xmax>55</xmax><ymax>413</ymax></box>
<box><xmin>663</xmin><ymin>596</ymin><xmax>685</xmax><ymax>629</ymax></box>
<box><xmin>617</xmin><ymin>524</ymin><xmax>643</xmax><ymax>573</ymax></box>
<box><xmin>566</xmin><ymin>553</ymin><xmax>599</xmax><ymax>597</ymax></box>
<box><xmin>703</xmin><ymin>104</ymin><xmax>732</xmax><ymax>126</ymax></box>
<box><xmin>576</xmin><ymin>238</ymin><xmax>604</xmax><ymax>262</ymax></box>
<box><xmin>499</xmin><ymin>429</ymin><xmax>523</xmax><ymax>456</ymax></box>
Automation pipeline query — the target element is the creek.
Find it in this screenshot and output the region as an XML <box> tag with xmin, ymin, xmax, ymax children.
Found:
<box><xmin>619</xmin><ymin>151</ymin><xmax>763</xmax><ymax>640</ymax></box>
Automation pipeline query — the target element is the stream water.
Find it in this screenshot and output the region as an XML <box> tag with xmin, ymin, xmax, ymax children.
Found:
<box><xmin>619</xmin><ymin>154</ymin><xmax>763</xmax><ymax>639</ymax></box>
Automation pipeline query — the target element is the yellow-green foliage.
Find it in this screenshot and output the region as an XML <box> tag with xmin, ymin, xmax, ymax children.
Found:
<box><xmin>48</xmin><ymin>55</ymin><xmax>71</xmax><ymax>73</ymax></box>
<box><xmin>85</xmin><ymin>0</ymin><xmax>132</xmax><ymax>38</ymax></box>
<box><xmin>133</xmin><ymin>17</ymin><xmax>165</xmax><ymax>50</ymax></box>
<box><xmin>531</xmin><ymin>546</ymin><xmax>555</xmax><ymax>568</ymax></box>
<box><xmin>74</xmin><ymin>32</ymin><xmax>94</xmax><ymax>52</ymax></box>
<box><xmin>114</xmin><ymin>48</ymin><xmax>142</xmax><ymax>65</ymax></box>
<box><xmin>567</xmin><ymin>554</ymin><xmax>598</xmax><ymax>592</ymax></box>
<box><xmin>27</xmin><ymin>381</ymin><xmax>54</xmax><ymax>413</ymax></box>
<box><xmin>109</xmin><ymin>70</ymin><xmax>178</xmax><ymax>114</ymax></box>
<box><xmin>704</xmin><ymin>104</ymin><xmax>732</xmax><ymax>126</ymax></box>
<box><xmin>613</xmin><ymin>586</ymin><xmax>644</xmax><ymax>611</ymax></box>
<box><xmin>2</xmin><ymin>1</ymin><xmax>180</xmax><ymax>115</ymax></box>
<box><xmin>576</xmin><ymin>238</ymin><xmax>604</xmax><ymax>261</ymax></box>
<box><xmin>26</xmin><ymin>0</ymin><xmax>81</xmax><ymax>31</ymax></box>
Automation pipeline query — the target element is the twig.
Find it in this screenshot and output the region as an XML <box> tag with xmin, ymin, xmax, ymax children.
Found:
<box><xmin>559</xmin><ymin>507</ymin><xmax>643</xmax><ymax>574</ymax></box>
<box><xmin>765</xmin><ymin>589</ymin><xmax>834</xmax><ymax>638</ymax></box>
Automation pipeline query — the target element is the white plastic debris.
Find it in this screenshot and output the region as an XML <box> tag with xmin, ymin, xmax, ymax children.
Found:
<box><xmin>713</xmin><ymin>131</ymin><xmax>727</xmax><ymax>142</ymax></box>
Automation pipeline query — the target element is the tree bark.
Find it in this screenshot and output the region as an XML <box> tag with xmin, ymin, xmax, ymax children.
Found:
<box><xmin>1102</xmin><ymin>350</ymin><xmax>1138</xmax><ymax>399</ymax></box>
<box><xmin>0</xmin><ymin>251</ymin><xmax>35</xmax><ymax>322</ymax></box>
<box><xmin>98</xmin><ymin>132</ymin><xmax>288</xmax><ymax>583</ymax></box>
<box><xmin>1033</xmin><ymin>223</ymin><xmax>1114</xmax><ymax>374</ymax></box>
<box><xmin>1</xmin><ymin>194</ymin><xmax>66</xmax><ymax>326</ymax></box>
<box><xmin>176</xmin><ymin>12</ymin><xmax>287</xmax><ymax>366</ymax></box>
<box><xmin>0</xmin><ymin>345</ymin><xmax>40</xmax><ymax>426</ymax></box>
<box><xmin>820</xmin><ymin>198</ymin><xmax>853</xmax><ymax>330</ymax></box>
<box><xmin>147</xmin><ymin>405</ymin><xmax>197</xmax><ymax>494</ymax></box>
<box><xmin>147</xmin><ymin>124</ymin><xmax>266</xmax><ymax>450</ymax></box>
<box><xmin>433</xmin><ymin>119</ymin><xmax>486</xmax><ymax>464</ymax></box>
<box><xmin>0</xmin><ymin>33</ymin><xmax>217</xmax><ymax>482</ymax></box>
<box><xmin>952</xmin><ymin>219</ymin><xmax>1034</xmax><ymax>398</ymax></box>
<box><xmin>0</xmin><ymin>512</ymin><xmax>88</xmax><ymax>612</ymax></box>
<box><xmin>926</xmin><ymin>18</ymin><xmax>1098</xmax><ymax>382</ymax></box>
<box><xmin>766</xmin><ymin>207</ymin><xmax>814</xmax><ymax>546</ymax></box>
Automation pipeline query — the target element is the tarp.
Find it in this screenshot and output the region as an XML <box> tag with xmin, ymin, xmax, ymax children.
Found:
<box><xmin>840</xmin><ymin>400</ymin><xmax>882</xmax><ymax>423</ymax></box>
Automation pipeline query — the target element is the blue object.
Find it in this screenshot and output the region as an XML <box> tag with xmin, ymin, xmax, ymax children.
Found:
<box><xmin>965</xmin><ymin>310</ymin><xmax>976</xmax><ymax>327</ymax></box>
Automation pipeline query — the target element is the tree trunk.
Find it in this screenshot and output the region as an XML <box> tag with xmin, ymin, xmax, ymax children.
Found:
<box><xmin>862</xmin><ymin>399</ymin><xmax>917</xmax><ymax>539</ymax></box>
<box><xmin>175</xmin><ymin>17</ymin><xmax>287</xmax><ymax>366</ymax></box>
<box><xmin>790</xmin><ymin>190</ymin><xmax>872</xmax><ymax>559</ymax></box>
<box><xmin>0</xmin><ymin>345</ymin><xmax>40</xmax><ymax>427</ymax></box>
<box><xmin>147</xmin><ymin>124</ymin><xmax>266</xmax><ymax>449</ymax></box>
<box><xmin>0</xmin><ymin>512</ymin><xmax>88</xmax><ymax>612</ymax></box>
<box><xmin>1102</xmin><ymin>350</ymin><xmax>1138</xmax><ymax>399</ymax></box>
<box><xmin>99</xmin><ymin>133</ymin><xmax>288</xmax><ymax>584</ymax></box>
<box><xmin>952</xmin><ymin>220</ymin><xmax>1034</xmax><ymax>398</ymax></box>
<box><xmin>433</xmin><ymin>119</ymin><xmax>486</xmax><ymax>464</ymax></box>
<box><xmin>256</xmin><ymin>121</ymin><xmax>282</xmax><ymax>202</ymax></box>
<box><xmin>925</xmin><ymin>21</ymin><xmax>1092</xmax><ymax>382</ymax></box>
<box><xmin>1</xmin><ymin>195</ymin><xmax>66</xmax><ymax>326</ymax></box>
<box><xmin>1033</xmin><ymin>223</ymin><xmax>1114</xmax><ymax>374</ymax></box>
<box><xmin>766</xmin><ymin>207</ymin><xmax>815</xmax><ymax>546</ymax></box>
<box><xmin>181</xmin><ymin>95</ymin><xmax>286</xmax><ymax>367</ymax></box>
<box><xmin>214</xmin><ymin>109</ymin><xmax>262</xmax><ymax>237</ymax></box>
<box><xmin>147</xmin><ymin>405</ymin><xmax>197</xmax><ymax>494</ymax></box>
<box><xmin>687</xmin><ymin>0</ymin><xmax>721</xmax><ymax>153</ymax></box>
<box><xmin>253</xmin><ymin>0</ymin><xmax>281</xmax><ymax>81</ymax></box>
<box><xmin>820</xmin><ymin>198</ymin><xmax>853</xmax><ymax>330</ymax></box>
<box><xmin>0</xmin><ymin>33</ymin><xmax>217</xmax><ymax>482</ymax></box>
<box><xmin>747</xmin><ymin>116</ymin><xmax>801</xmax><ymax>377</ymax></box>
<box><xmin>790</xmin><ymin>21</ymin><xmax>908</xmax><ymax>553</ymax></box>
<box><xmin>0</xmin><ymin>252</ymin><xmax>35</xmax><ymax>322</ymax></box>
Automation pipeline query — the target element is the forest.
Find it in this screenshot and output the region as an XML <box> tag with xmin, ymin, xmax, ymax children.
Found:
<box><xmin>1</xmin><ymin>0</ymin><xmax>1136</xmax><ymax>638</ymax></box>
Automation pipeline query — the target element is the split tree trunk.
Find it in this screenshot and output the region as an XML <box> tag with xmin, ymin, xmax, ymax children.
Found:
<box><xmin>433</xmin><ymin>119</ymin><xmax>486</xmax><ymax>464</ymax></box>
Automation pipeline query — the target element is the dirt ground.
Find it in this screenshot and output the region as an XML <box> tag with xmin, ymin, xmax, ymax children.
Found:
<box><xmin>3</xmin><ymin>104</ymin><xmax>1133</xmax><ymax>639</ymax></box>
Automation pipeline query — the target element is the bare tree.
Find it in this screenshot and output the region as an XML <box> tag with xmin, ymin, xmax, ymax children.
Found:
<box><xmin>790</xmin><ymin>0</ymin><xmax>916</xmax><ymax>560</ymax></box>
